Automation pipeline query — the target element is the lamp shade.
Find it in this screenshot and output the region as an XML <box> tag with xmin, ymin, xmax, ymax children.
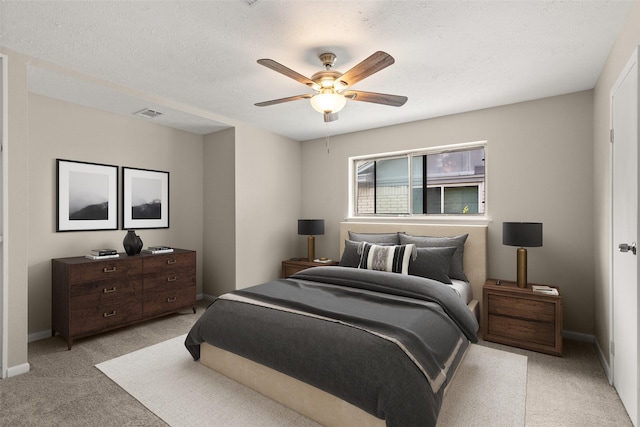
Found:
<box><xmin>503</xmin><ymin>222</ymin><xmax>543</xmax><ymax>247</ymax></box>
<box><xmin>298</xmin><ymin>219</ymin><xmax>325</xmax><ymax>236</ymax></box>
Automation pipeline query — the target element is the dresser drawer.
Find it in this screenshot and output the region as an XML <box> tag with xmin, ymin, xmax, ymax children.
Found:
<box><xmin>143</xmin><ymin>252</ymin><xmax>196</xmax><ymax>273</ymax></box>
<box><xmin>68</xmin><ymin>258</ymin><xmax>142</xmax><ymax>285</ymax></box>
<box><xmin>143</xmin><ymin>267</ymin><xmax>195</xmax><ymax>292</ymax></box>
<box><xmin>70</xmin><ymin>278</ymin><xmax>142</xmax><ymax>308</ymax></box>
<box><xmin>488</xmin><ymin>314</ymin><xmax>556</xmax><ymax>347</ymax></box>
<box><xmin>70</xmin><ymin>297</ymin><xmax>143</xmax><ymax>336</ymax></box>
<box><xmin>487</xmin><ymin>294</ymin><xmax>556</xmax><ymax>323</ymax></box>
<box><xmin>143</xmin><ymin>286</ymin><xmax>195</xmax><ymax>317</ymax></box>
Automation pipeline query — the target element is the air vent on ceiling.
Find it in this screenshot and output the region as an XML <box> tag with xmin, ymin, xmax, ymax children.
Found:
<box><xmin>133</xmin><ymin>108</ymin><xmax>163</xmax><ymax>119</ymax></box>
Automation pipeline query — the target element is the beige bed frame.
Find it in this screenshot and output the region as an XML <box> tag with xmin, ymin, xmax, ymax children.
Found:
<box><xmin>200</xmin><ymin>222</ymin><xmax>488</xmax><ymax>426</ymax></box>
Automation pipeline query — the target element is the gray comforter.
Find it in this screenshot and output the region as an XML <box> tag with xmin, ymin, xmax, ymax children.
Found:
<box><xmin>185</xmin><ymin>266</ymin><xmax>479</xmax><ymax>427</ymax></box>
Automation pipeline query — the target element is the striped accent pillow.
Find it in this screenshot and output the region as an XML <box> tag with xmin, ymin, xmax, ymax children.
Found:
<box><xmin>358</xmin><ymin>243</ymin><xmax>416</xmax><ymax>275</ymax></box>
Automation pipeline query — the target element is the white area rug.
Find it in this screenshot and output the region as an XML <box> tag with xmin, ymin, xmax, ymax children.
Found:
<box><xmin>97</xmin><ymin>334</ymin><xmax>527</xmax><ymax>427</ymax></box>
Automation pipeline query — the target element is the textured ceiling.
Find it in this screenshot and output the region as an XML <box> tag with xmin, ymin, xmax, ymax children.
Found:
<box><xmin>0</xmin><ymin>1</ymin><xmax>635</xmax><ymax>141</ymax></box>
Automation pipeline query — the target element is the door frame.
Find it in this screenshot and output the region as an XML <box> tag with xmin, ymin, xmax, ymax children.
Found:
<box><xmin>610</xmin><ymin>45</ymin><xmax>639</xmax><ymax>413</ymax></box>
<box><xmin>1</xmin><ymin>53</ymin><xmax>7</xmax><ymax>379</ymax></box>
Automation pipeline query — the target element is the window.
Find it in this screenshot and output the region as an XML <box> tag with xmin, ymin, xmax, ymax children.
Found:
<box><xmin>353</xmin><ymin>144</ymin><xmax>485</xmax><ymax>216</ymax></box>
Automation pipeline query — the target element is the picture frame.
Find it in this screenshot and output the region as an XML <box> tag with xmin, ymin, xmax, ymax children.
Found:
<box><xmin>122</xmin><ymin>167</ymin><xmax>169</xmax><ymax>229</ymax></box>
<box><xmin>56</xmin><ymin>159</ymin><xmax>119</xmax><ymax>232</ymax></box>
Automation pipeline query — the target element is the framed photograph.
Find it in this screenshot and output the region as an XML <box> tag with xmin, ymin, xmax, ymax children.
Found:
<box><xmin>122</xmin><ymin>167</ymin><xmax>169</xmax><ymax>229</ymax></box>
<box><xmin>56</xmin><ymin>159</ymin><xmax>119</xmax><ymax>232</ymax></box>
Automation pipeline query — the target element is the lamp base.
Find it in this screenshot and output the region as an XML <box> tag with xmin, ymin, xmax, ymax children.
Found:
<box><xmin>307</xmin><ymin>236</ymin><xmax>315</xmax><ymax>262</ymax></box>
<box><xmin>516</xmin><ymin>247</ymin><xmax>528</xmax><ymax>288</ymax></box>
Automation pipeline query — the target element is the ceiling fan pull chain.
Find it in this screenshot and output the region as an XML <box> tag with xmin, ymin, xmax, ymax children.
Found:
<box><xmin>325</xmin><ymin>124</ymin><xmax>331</xmax><ymax>154</ymax></box>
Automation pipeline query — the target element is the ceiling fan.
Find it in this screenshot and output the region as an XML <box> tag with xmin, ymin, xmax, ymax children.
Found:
<box><xmin>255</xmin><ymin>51</ymin><xmax>408</xmax><ymax>122</ymax></box>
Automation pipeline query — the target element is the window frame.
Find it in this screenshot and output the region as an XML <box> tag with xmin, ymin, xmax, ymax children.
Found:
<box><xmin>349</xmin><ymin>141</ymin><xmax>487</xmax><ymax>220</ymax></box>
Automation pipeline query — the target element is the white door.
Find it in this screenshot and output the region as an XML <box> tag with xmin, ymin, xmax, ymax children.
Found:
<box><xmin>0</xmin><ymin>54</ymin><xmax>5</xmax><ymax>379</ymax></box>
<box><xmin>612</xmin><ymin>46</ymin><xmax>639</xmax><ymax>426</ymax></box>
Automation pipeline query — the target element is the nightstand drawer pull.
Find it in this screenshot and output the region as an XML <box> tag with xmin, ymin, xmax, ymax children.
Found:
<box><xmin>103</xmin><ymin>310</ymin><xmax>117</xmax><ymax>318</ymax></box>
<box><xmin>103</xmin><ymin>287</ymin><xmax>117</xmax><ymax>293</ymax></box>
<box><xmin>167</xmin><ymin>259</ymin><xmax>177</xmax><ymax>265</ymax></box>
<box><xmin>103</xmin><ymin>267</ymin><xmax>117</xmax><ymax>273</ymax></box>
<box><xmin>167</xmin><ymin>296</ymin><xmax>177</xmax><ymax>303</ymax></box>
<box><xmin>167</xmin><ymin>276</ymin><xmax>177</xmax><ymax>282</ymax></box>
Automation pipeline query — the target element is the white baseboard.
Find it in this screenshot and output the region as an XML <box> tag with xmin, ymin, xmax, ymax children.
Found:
<box><xmin>562</xmin><ymin>330</ymin><xmax>594</xmax><ymax>343</ymax></box>
<box><xmin>594</xmin><ymin>338</ymin><xmax>612</xmax><ymax>384</ymax></box>
<box><xmin>7</xmin><ymin>362</ymin><xmax>30</xmax><ymax>377</ymax></box>
<box><xmin>29</xmin><ymin>329</ymin><xmax>51</xmax><ymax>343</ymax></box>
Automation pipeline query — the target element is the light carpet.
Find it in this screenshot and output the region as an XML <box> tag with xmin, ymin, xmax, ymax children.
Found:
<box><xmin>96</xmin><ymin>334</ymin><xmax>527</xmax><ymax>427</ymax></box>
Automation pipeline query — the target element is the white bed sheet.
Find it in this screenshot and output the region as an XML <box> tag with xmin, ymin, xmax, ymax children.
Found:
<box><xmin>450</xmin><ymin>279</ymin><xmax>472</xmax><ymax>304</ymax></box>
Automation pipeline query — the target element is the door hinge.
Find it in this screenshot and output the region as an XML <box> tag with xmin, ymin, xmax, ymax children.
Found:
<box><xmin>611</xmin><ymin>341</ymin><xmax>615</xmax><ymax>355</ymax></box>
<box><xmin>610</xmin><ymin>129</ymin><xmax>614</xmax><ymax>143</ymax></box>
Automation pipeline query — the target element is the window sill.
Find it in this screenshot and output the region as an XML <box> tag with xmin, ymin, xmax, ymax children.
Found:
<box><xmin>344</xmin><ymin>216</ymin><xmax>492</xmax><ymax>226</ymax></box>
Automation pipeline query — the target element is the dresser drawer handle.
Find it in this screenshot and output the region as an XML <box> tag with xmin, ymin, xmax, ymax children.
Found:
<box><xmin>103</xmin><ymin>267</ymin><xmax>117</xmax><ymax>273</ymax></box>
<box><xmin>167</xmin><ymin>259</ymin><xmax>177</xmax><ymax>265</ymax></box>
<box><xmin>103</xmin><ymin>287</ymin><xmax>117</xmax><ymax>293</ymax></box>
<box><xmin>167</xmin><ymin>276</ymin><xmax>177</xmax><ymax>282</ymax></box>
<box><xmin>103</xmin><ymin>310</ymin><xmax>117</xmax><ymax>318</ymax></box>
<box><xmin>167</xmin><ymin>296</ymin><xmax>177</xmax><ymax>303</ymax></box>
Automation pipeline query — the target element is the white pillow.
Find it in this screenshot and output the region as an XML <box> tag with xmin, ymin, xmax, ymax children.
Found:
<box><xmin>357</xmin><ymin>242</ymin><xmax>417</xmax><ymax>275</ymax></box>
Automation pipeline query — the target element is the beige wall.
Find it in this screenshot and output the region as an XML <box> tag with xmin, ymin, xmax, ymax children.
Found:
<box><xmin>233</xmin><ymin>124</ymin><xmax>302</xmax><ymax>288</ymax></box>
<box><xmin>2</xmin><ymin>49</ymin><xmax>29</xmax><ymax>375</ymax></box>
<box><xmin>202</xmin><ymin>125</ymin><xmax>302</xmax><ymax>295</ymax></box>
<box><xmin>27</xmin><ymin>93</ymin><xmax>205</xmax><ymax>336</ymax></box>
<box><xmin>593</xmin><ymin>2</ymin><xmax>640</xmax><ymax>366</ymax></box>
<box><xmin>301</xmin><ymin>91</ymin><xmax>594</xmax><ymax>334</ymax></box>
<box><xmin>203</xmin><ymin>128</ymin><xmax>236</xmax><ymax>296</ymax></box>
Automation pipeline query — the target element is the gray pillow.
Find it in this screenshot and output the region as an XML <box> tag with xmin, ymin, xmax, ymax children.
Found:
<box><xmin>399</xmin><ymin>234</ymin><xmax>469</xmax><ymax>281</ymax></box>
<box><xmin>339</xmin><ymin>240</ymin><xmax>362</xmax><ymax>267</ymax></box>
<box><xmin>408</xmin><ymin>247</ymin><xmax>456</xmax><ymax>284</ymax></box>
<box><xmin>348</xmin><ymin>231</ymin><xmax>401</xmax><ymax>245</ymax></box>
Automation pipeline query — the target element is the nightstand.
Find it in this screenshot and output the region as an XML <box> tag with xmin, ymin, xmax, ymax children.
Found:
<box><xmin>281</xmin><ymin>259</ymin><xmax>339</xmax><ymax>278</ymax></box>
<box><xmin>482</xmin><ymin>279</ymin><xmax>563</xmax><ymax>356</ymax></box>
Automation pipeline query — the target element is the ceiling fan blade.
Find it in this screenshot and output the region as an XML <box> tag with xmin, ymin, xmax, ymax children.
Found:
<box><xmin>337</xmin><ymin>51</ymin><xmax>395</xmax><ymax>88</ymax></box>
<box><xmin>343</xmin><ymin>90</ymin><xmax>407</xmax><ymax>107</ymax></box>
<box><xmin>257</xmin><ymin>59</ymin><xmax>319</xmax><ymax>89</ymax></box>
<box><xmin>254</xmin><ymin>94</ymin><xmax>312</xmax><ymax>107</ymax></box>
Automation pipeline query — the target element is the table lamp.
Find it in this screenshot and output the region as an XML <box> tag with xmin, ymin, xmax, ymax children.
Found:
<box><xmin>503</xmin><ymin>222</ymin><xmax>543</xmax><ymax>288</ymax></box>
<box><xmin>298</xmin><ymin>219</ymin><xmax>325</xmax><ymax>262</ymax></box>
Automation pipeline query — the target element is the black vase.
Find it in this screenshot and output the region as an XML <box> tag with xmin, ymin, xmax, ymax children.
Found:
<box><xmin>123</xmin><ymin>230</ymin><xmax>143</xmax><ymax>255</ymax></box>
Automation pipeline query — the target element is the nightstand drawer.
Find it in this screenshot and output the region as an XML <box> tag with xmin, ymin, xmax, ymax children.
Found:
<box><xmin>488</xmin><ymin>314</ymin><xmax>556</xmax><ymax>347</ymax></box>
<box><xmin>488</xmin><ymin>294</ymin><xmax>556</xmax><ymax>322</ymax></box>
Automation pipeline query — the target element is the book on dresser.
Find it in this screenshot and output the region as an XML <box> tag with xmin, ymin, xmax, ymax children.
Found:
<box><xmin>142</xmin><ymin>246</ymin><xmax>174</xmax><ymax>254</ymax></box>
<box><xmin>90</xmin><ymin>248</ymin><xmax>118</xmax><ymax>256</ymax></box>
<box><xmin>52</xmin><ymin>248</ymin><xmax>196</xmax><ymax>349</ymax></box>
<box><xmin>84</xmin><ymin>253</ymin><xmax>120</xmax><ymax>260</ymax></box>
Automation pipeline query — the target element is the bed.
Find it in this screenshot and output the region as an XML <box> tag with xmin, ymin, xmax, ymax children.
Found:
<box><xmin>185</xmin><ymin>222</ymin><xmax>487</xmax><ymax>426</ymax></box>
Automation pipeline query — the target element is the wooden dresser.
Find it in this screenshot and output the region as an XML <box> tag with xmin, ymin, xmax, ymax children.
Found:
<box><xmin>482</xmin><ymin>279</ymin><xmax>563</xmax><ymax>356</ymax></box>
<box><xmin>52</xmin><ymin>249</ymin><xmax>196</xmax><ymax>349</ymax></box>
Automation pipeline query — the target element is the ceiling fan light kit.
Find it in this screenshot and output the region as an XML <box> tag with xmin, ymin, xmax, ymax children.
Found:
<box><xmin>255</xmin><ymin>51</ymin><xmax>407</xmax><ymax>122</ymax></box>
<box><xmin>310</xmin><ymin>90</ymin><xmax>347</xmax><ymax>114</ymax></box>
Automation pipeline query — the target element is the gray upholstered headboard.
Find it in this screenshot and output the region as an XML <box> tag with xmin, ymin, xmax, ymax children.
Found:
<box><xmin>339</xmin><ymin>222</ymin><xmax>488</xmax><ymax>306</ymax></box>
